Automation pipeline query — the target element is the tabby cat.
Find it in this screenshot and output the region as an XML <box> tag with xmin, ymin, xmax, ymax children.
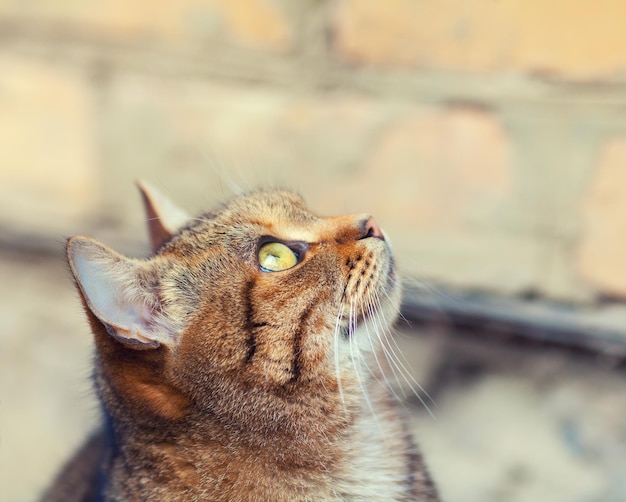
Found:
<box><xmin>43</xmin><ymin>183</ymin><xmax>438</xmax><ymax>501</ymax></box>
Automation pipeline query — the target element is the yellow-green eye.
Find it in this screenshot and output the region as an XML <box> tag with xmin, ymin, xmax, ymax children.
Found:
<box><xmin>258</xmin><ymin>242</ymin><xmax>298</xmax><ymax>272</ymax></box>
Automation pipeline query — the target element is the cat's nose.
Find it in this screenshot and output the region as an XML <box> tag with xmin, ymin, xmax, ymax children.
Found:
<box><xmin>360</xmin><ymin>216</ymin><xmax>385</xmax><ymax>241</ymax></box>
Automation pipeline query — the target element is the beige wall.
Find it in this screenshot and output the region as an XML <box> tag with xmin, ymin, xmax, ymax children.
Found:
<box><xmin>3</xmin><ymin>3</ymin><xmax>626</xmax><ymax>501</ymax></box>
<box><xmin>3</xmin><ymin>0</ymin><xmax>626</xmax><ymax>300</ymax></box>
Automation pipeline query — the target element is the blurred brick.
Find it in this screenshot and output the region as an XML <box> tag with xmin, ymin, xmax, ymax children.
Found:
<box><xmin>0</xmin><ymin>55</ymin><xmax>98</xmax><ymax>236</ymax></box>
<box><xmin>100</xmin><ymin>81</ymin><xmax>355</xmax><ymax>194</ymax></box>
<box><xmin>4</xmin><ymin>1</ymin><xmax>626</xmax><ymax>500</ymax></box>
<box><xmin>0</xmin><ymin>254</ymin><xmax>96</xmax><ymax>500</ymax></box>
<box><xmin>577</xmin><ymin>137</ymin><xmax>626</xmax><ymax>295</ymax></box>
<box><xmin>96</xmin><ymin>75</ymin><xmax>541</xmax><ymax>292</ymax></box>
<box><xmin>350</xmin><ymin>107</ymin><xmax>512</xmax><ymax>230</ymax></box>
<box><xmin>333</xmin><ymin>0</ymin><xmax>626</xmax><ymax>78</ymax></box>
<box><xmin>0</xmin><ymin>0</ymin><xmax>293</xmax><ymax>52</ymax></box>
<box><xmin>330</xmin><ymin>107</ymin><xmax>541</xmax><ymax>291</ymax></box>
<box><xmin>97</xmin><ymin>74</ymin><xmax>393</xmax><ymax>241</ymax></box>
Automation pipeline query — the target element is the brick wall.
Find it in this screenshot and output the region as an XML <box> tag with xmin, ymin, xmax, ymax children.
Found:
<box><xmin>3</xmin><ymin>0</ymin><xmax>626</xmax><ymax>301</ymax></box>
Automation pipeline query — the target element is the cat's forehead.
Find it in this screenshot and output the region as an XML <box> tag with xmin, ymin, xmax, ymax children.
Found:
<box><xmin>214</xmin><ymin>190</ymin><xmax>320</xmax><ymax>239</ymax></box>
<box><xmin>163</xmin><ymin>189</ymin><xmax>363</xmax><ymax>252</ymax></box>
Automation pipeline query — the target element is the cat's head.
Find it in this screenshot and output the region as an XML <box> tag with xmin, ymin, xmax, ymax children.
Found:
<box><xmin>67</xmin><ymin>183</ymin><xmax>400</xmax><ymax>433</ymax></box>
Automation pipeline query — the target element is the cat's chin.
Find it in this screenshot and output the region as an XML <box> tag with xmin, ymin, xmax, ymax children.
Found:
<box><xmin>340</xmin><ymin>286</ymin><xmax>401</xmax><ymax>341</ymax></box>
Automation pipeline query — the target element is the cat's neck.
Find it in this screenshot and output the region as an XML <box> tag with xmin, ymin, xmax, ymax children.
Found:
<box><xmin>108</xmin><ymin>381</ymin><xmax>359</xmax><ymax>464</ymax></box>
<box><xmin>102</xmin><ymin>391</ymin><xmax>364</xmax><ymax>499</ymax></box>
<box><xmin>102</xmin><ymin>378</ymin><xmax>410</xmax><ymax>500</ymax></box>
<box><xmin>94</xmin><ymin>332</ymin><xmax>371</xmax><ymax>463</ymax></box>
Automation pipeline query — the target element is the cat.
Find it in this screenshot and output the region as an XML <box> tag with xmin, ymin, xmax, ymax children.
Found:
<box><xmin>42</xmin><ymin>183</ymin><xmax>439</xmax><ymax>501</ymax></box>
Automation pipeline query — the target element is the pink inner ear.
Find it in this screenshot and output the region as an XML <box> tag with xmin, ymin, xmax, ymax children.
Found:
<box><xmin>67</xmin><ymin>237</ymin><xmax>172</xmax><ymax>349</ymax></box>
<box><xmin>104</xmin><ymin>323</ymin><xmax>160</xmax><ymax>349</ymax></box>
<box><xmin>137</xmin><ymin>181</ymin><xmax>190</xmax><ymax>252</ymax></box>
<box><xmin>101</xmin><ymin>301</ymin><xmax>161</xmax><ymax>348</ymax></box>
<box><xmin>143</xmin><ymin>198</ymin><xmax>176</xmax><ymax>252</ymax></box>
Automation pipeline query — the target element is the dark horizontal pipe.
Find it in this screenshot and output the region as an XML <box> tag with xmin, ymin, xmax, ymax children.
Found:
<box><xmin>401</xmin><ymin>283</ymin><xmax>626</xmax><ymax>359</ymax></box>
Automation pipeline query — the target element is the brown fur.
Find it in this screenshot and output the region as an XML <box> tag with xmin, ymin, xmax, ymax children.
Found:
<box><xmin>42</xmin><ymin>187</ymin><xmax>439</xmax><ymax>501</ymax></box>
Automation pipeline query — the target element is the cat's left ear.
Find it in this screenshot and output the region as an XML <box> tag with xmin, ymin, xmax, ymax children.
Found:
<box><xmin>136</xmin><ymin>181</ymin><xmax>191</xmax><ymax>253</ymax></box>
<box><xmin>67</xmin><ymin>236</ymin><xmax>178</xmax><ymax>349</ymax></box>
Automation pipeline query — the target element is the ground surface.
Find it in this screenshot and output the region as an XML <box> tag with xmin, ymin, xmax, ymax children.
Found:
<box><xmin>2</xmin><ymin>250</ymin><xmax>625</xmax><ymax>502</ymax></box>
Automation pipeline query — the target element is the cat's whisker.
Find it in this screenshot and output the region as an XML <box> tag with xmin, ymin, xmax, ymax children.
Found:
<box><xmin>364</xmin><ymin>291</ymin><xmax>408</xmax><ymax>401</ymax></box>
<box><xmin>374</xmin><ymin>287</ymin><xmax>437</xmax><ymax>407</ymax></box>
<box><xmin>192</xmin><ymin>145</ymin><xmax>248</xmax><ymax>198</ymax></box>
<box><xmin>54</xmin><ymin>185</ymin><xmax>440</xmax><ymax>500</ymax></box>
<box><xmin>361</xmin><ymin>303</ymin><xmax>389</xmax><ymax>379</ymax></box>
<box><xmin>395</xmin><ymin>274</ymin><xmax>462</xmax><ymax>327</ymax></box>
<box><xmin>361</xmin><ymin>293</ymin><xmax>406</xmax><ymax>406</ymax></box>
<box><xmin>348</xmin><ymin>299</ymin><xmax>383</xmax><ymax>433</ymax></box>
<box><xmin>380</xmin><ymin>279</ymin><xmax>413</xmax><ymax>328</ymax></box>
<box><xmin>228</xmin><ymin>154</ymin><xmax>258</xmax><ymax>194</ymax></box>
<box><xmin>367</xmin><ymin>293</ymin><xmax>404</xmax><ymax>386</ymax></box>
<box><xmin>370</xmin><ymin>290</ymin><xmax>437</xmax><ymax>419</ymax></box>
<box><xmin>383</xmin><ymin>324</ymin><xmax>437</xmax><ymax>411</ymax></box>
<box><xmin>333</xmin><ymin>301</ymin><xmax>348</xmax><ymax>415</ymax></box>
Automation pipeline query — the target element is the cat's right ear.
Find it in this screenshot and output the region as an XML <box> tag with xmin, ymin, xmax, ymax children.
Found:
<box><xmin>66</xmin><ymin>236</ymin><xmax>178</xmax><ymax>350</ymax></box>
<box><xmin>136</xmin><ymin>181</ymin><xmax>190</xmax><ymax>252</ymax></box>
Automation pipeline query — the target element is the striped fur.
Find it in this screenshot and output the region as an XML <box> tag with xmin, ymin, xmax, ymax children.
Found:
<box><xmin>43</xmin><ymin>187</ymin><xmax>439</xmax><ymax>501</ymax></box>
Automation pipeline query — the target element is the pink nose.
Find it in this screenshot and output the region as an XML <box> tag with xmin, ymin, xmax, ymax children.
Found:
<box><xmin>362</xmin><ymin>216</ymin><xmax>384</xmax><ymax>240</ymax></box>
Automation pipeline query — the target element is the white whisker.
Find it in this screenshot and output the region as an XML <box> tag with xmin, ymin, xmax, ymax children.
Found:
<box><xmin>333</xmin><ymin>301</ymin><xmax>347</xmax><ymax>415</ymax></box>
<box><xmin>361</xmin><ymin>290</ymin><xmax>407</xmax><ymax>405</ymax></box>
<box><xmin>349</xmin><ymin>299</ymin><xmax>384</xmax><ymax>433</ymax></box>
<box><xmin>376</xmin><ymin>287</ymin><xmax>437</xmax><ymax>407</ymax></box>
<box><xmin>370</xmin><ymin>289</ymin><xmax>436</xmax><ymax>419</ymax></box>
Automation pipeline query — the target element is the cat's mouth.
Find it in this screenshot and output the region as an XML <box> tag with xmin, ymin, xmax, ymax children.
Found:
<box><xmin>339</xmin><ymin>321</ymin><xmax>357</xmax><ymax>340</ymax></box>
<box><xmin>338</xmin><ymin>290</ymin><xmax>395</xmax><ymax>341</ymax></box>
<box><xmin>338</xmin><ymin>306</ymin><xmax>381</xmax><ymax>339</ymax></box>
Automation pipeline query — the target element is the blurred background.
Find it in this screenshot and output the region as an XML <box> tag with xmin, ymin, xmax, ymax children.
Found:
<box><xmin>2</xmin><ymin>1</ymin><xmax>626</xmax><ymax>501</ymax></box>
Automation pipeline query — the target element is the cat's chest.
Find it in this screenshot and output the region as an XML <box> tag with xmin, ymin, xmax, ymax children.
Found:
<box><xmin>109</xmin><ymin>421</ymin><xmax>413</xmax><ymax>502</ymax></box>
<box><xmin>110</xmin><ymin>454</ymin><xmax>342</xmax><ymax>502</ymax></box>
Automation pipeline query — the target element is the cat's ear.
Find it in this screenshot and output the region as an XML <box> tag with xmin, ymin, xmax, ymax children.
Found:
<box><xmin>67</xmin><ymin>237</ymin><xmax>177</xmax><ymax>350</ymax></box>
<box><xmin>136</xmin><ymin>181</ymin><xmax>190</xmax><ymax>252</ymax></box>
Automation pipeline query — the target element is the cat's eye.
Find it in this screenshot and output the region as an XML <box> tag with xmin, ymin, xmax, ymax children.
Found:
<box><xmin>258</xmin><ymin>242</ymin><xmax>299</xmax><ymax>272</ymax></box>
